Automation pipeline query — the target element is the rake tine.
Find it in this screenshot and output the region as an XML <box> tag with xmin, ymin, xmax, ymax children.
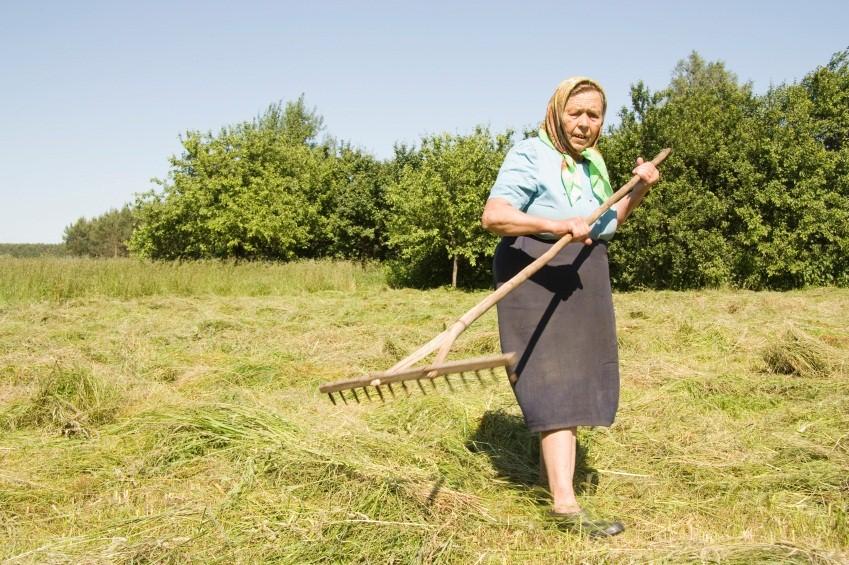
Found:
<box><xmin>387</xmin><ymin>382</ymin><xmax>396</xmax><ymax>397</ymax></box>
<box><xmin>417</xmin><ymin>379</ymin><xmax>427</xmax><ymax>394</ymax></box>
<box><xmin>460</xmin><ymin>372</ymin><xmax>469</xmax><ymax>387</ymax></box>
<box><xmin>340</xmin><ymin>390</ymin><xmax>348</xmax><ymax>405</ymax></box>
<box><xmin>400</xmin><ymin>380</ymin><xmax>410</xmax><ymax>395</ymax></box>
<box><xmin>375</xmin><ymin>385</ymin><xmax>385</xmax><ymax>402</ymax></box>
<box><xmin>362</xmin><ymin>387</ymin><xmax>372</xmax><ymax>401</ymax></box>
<box><xmin>444</xmin><ymin>375</ymin><xmax>455</xmax><ymax>392</ymax></box>
<box><xmin>352</xmin><ymin>388</ymin><xmax>360</xmax><ymax>403</ymax></box>
<box><xmin>475</xmin><ymin>370</ymin><xmax>484</xmax><ymax>384</ymax></box>
<box><xmin>328</xmin><ymin>392</ymin><xmax>337</xmax><ymax>405</ymax></box>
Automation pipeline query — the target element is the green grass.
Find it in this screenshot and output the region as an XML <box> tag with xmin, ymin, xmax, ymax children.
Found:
<box><xmin>0</xmin><ymin>257</ymin><xmax>385</xmax><ymax>303</ymax></box>
<box><xmin>1</xmin><ymin>260</ymin><xmax>848</xmax><ymax>562</ymax></box>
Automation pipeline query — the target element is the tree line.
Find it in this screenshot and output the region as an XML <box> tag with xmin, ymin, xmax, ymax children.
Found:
<box><xmin>65</xmin><ymin>49</ymin><xmax>849</xmax><ymax>290</ymax></box>
<box><xmin>0</xmin><ymin>243</ymin><xmax>67</xmax><ymax>258</ymax></box>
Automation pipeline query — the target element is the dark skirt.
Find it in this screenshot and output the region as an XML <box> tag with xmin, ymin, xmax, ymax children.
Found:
<box><xmin>493</xmin><ymin>236</ymin><xmax>619</xmax><ymax>432</ymax></box>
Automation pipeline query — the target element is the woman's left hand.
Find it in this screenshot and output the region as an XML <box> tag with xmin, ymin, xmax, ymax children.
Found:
<box><xmin>632</xmin><ymin>157</ymin><xmax>660</xmax><ymax>187</ymax></box>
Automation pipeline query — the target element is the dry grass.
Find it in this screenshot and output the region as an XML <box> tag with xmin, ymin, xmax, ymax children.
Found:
<box><xmin>1</xmin><ymin>263</ymin><xmax>848</xmax><ymax>563</ymax></box>
<box><xmin>761</xmin><ymin>326</ymin><xmax>837</xmax><ymax>377</ymax></box>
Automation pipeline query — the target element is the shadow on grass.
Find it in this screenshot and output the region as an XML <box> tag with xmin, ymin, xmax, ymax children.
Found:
<box><xmin>467</xmin><ymin>409</ymin><xmax>598</xmax><ymax>498</ymax></box>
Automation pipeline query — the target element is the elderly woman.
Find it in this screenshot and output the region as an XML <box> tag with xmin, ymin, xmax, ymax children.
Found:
<box><xmin>481</xmin><ymin>77</ymin><xmax>659</xmax><ymax>537</ymax></box>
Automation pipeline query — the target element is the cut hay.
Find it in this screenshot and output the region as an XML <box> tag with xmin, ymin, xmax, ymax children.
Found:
<box><xmin>1</xmin><ymin>363</ymin><xmax>120</xmax><ymax>434</ymax></box>
<box><xmin>2</xmin><ymin>278</ymin><xmax>849</xmax><ymax>563</ymax></box>
<box><xmin>761</xmin><ymin>326</ymin><xmax>833</xmax><ymax>378</ymax></box>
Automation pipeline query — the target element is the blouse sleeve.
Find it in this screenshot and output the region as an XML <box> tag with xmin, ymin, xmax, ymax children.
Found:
<box><xmin>488</xmin><ymin>141</ymin><xmax>539</xmax><ymax>211</ymax></box>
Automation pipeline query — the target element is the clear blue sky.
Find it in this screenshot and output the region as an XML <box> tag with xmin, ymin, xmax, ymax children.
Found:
<box><xmin>1</xmin><ymin>1</ymin><xmax>847</xmax><ymax>243</ymax></box>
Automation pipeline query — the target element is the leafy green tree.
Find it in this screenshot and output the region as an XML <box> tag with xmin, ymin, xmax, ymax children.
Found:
<box><xmin>312</xmin><ymin>144</ymin><xmax>390</xmax><ymax>260</ymax></box>
<box><xmin>63</xmin><ymin>218</ymin><xmax>92</xmax><ymax>257</ymax></box>
<box><xmin>131</xmin><ymin>96</ymin><xmax>394</xmax><ymax>262</ymax></box>
<box><xmin>735</xmin><ymin>50</ymin><xmax>849</xmax><ymax>288</ymax></box>
<box><xmin>130</xmin><ymin>99</ymin><xmax>326</xmax><ymax>260</ymax></box>
<box><xmin>63</xmin><ymin>206</ymin><xmax>135</xmax><ymax>257</ymax></box>
<box><xmin>603</xmin><ymin>49</ymin><xmax>849</xmax><ymax>289</ymax></box>
<box><xmin>802</xmin><ymin>47</ymin><xmax>849</xmax><ymax>152</ymax></box>
<box><xmin>386</xmin><ymin>127</ymin><xmax>512</xmax><ymax>287</ymax></box>
<box><xmin>602</xmin><ymin>53</ymin><xmax>753</xmax><ymax>289</ymax></box>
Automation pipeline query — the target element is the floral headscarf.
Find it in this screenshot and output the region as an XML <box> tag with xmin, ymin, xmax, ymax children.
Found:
<box><xmin>539</xmin><ymin>77</ymin><xmax>612</xmax><ymax>205</ymax></box>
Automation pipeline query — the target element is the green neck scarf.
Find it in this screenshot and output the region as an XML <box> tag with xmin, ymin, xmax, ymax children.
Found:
<box><xmin>538</xmin><ymin>128</ymin><xmax>613</xmax><ymax>206</ymax></box>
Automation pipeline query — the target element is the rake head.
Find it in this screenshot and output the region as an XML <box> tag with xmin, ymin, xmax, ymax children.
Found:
<box><xmin>319</xmin><ymin>353</ymin><xmax>516</xmax><ymax>405</ymax></box>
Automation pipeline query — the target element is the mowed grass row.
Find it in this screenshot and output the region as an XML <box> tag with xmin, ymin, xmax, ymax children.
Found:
<box><xmin>0</xmin><ymin>260</ymin><xmax>848</xmax><ymax>562</ymax></box>
<box><xmin>0</xmin><ymin>257</ymin><xmax>385</xmax><ymax>302</ymax></box>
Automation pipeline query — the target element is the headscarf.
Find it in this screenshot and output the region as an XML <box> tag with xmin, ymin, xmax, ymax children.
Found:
<box><xmin>539</xmin><ymin>77</ymin><xmax>613</xmax><ymax>205</ymax></box>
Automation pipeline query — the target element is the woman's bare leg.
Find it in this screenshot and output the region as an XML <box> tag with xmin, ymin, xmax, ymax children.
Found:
<box><xmin>540</xmin><ymin>427</ymin><xmax>580</xmax><ymax>513</ymax></box>
<box><xmin>538</xmin><ymin>436</ymin><xmax>547</xmax><ymax>485</ymax></box>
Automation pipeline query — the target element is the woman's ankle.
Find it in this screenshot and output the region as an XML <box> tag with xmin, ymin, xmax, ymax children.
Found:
<box><xmin>551</xmin><ymin>500</ymin><xmax>581</xmax><ymax>514</ymax></box>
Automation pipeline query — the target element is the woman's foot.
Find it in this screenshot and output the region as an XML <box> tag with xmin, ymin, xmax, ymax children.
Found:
<box><xmin>549</xmin><ymin>508</ymin><xmax>625</xmax><ymax>538</ymax></box>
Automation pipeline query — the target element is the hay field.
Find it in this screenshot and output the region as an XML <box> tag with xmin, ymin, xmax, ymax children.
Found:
<box><xmin>1</xmin><ymin>259</ymin><xmax>848</xmax><ymax>563</ymax></box>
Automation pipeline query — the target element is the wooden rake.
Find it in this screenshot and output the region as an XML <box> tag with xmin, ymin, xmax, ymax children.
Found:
<box><xmin>320</xmin><ymin>148</ymin><xmax>672</xmax><ymax>404</ymax></box>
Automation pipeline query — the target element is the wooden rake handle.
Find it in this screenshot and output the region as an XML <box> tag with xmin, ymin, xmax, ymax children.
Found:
<box><xmin>392</xmin><ymin>148</ymin><xmax>672</xmax><ymax>373</ymax></box>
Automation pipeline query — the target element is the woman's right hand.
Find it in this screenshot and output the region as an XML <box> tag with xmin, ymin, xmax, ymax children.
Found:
<box><xmin>549</xmin><ymin>217</ymin><xmax>592</xmax><ymax>244</ymax></box>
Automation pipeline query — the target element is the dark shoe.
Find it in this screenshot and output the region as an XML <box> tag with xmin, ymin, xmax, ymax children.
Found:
<box><xmin>549</xmin><ymin>509</ymin><xmax>625</xmax><ymax>538</ymax></box>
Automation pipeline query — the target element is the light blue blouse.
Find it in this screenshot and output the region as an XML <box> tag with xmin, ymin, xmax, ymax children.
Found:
<box><xmin>488</xmin><ymin>136</ymin><xmax>618</xmax><ymax>241</ymax></box>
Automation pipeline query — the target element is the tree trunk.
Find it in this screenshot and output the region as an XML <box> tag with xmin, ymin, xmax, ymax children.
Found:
<box><xmin>451</xmin><ymin>255</ymin><xmax>458</xmax><ymax>288</ymax></box>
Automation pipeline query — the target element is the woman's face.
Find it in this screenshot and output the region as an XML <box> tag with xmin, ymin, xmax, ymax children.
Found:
<box><xmin>561</xmin><ymin>89</ymin><xmax>604</xmax><ymax>153</ymax></box>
